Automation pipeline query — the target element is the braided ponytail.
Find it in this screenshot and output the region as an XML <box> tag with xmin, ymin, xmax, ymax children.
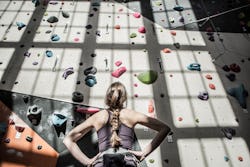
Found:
<box><xmin>105</xmin><ymin>82</ymin><xmax>127</xmax><ymax>148</ymax></box>
<box><xmin>110</xmin><ymin>109</ymin><xmax>121</xmax><ymax>147</ymax></box>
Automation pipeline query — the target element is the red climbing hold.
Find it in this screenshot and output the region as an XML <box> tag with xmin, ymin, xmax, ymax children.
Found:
<box><xmin>114</xmin><ymin>25</ymin><xmax>121</xmax><ymax>29</ymax></box>
<box><xmin>178</xmin><ymin>117</ymin><xmax>183</xmax><ymax>121</ymax></box>
<box><xmin>205</xmin><ymin>74</ymin><xmax>213</xmax><ymax>80</ymax></box>
<box><xmin>170</xmin><ymin>30</ymin><xmax>176</xmax><ymax>36</ymax></box>
<box><xmin>238</xmin><ymin>156</ymin><xmax>243</xmax><ymax>161</ymax></box>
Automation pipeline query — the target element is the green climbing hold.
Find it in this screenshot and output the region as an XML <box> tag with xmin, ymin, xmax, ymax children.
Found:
<box><xmin>130</xmin><ymin>33</ymin><xmax>137</xmax><ymax>38</ymax></box>
<box><xmin>137</xmin><ymin>70</ymin><xmax>158</xmax><ymax>84</ymax></box>
<box><xmin>149</xmin><ymin>159</ymin><xmax>155</xmax><ymax>163</ymax></box>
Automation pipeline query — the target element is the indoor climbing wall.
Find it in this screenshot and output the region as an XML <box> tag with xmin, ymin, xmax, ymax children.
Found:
<box><xmin>0</xmin><ymin>0</ymin><xmax>250</xmax><ymax>167</ymax></box>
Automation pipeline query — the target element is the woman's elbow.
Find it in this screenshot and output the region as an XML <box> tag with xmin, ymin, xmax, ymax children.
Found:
<box><xmin>162</xmin><ymin>124</ymin><xmax>171</xmax><ymax>136</ymax></box>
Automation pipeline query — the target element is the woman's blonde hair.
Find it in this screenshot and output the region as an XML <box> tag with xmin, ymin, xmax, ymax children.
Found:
<box><xmin>105</xmin><ymin>82</ymin><xmax>127</xmax><ymax>147</ymax></box>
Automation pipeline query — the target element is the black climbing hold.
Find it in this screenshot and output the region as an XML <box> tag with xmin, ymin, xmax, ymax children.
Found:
<box><xmin>160</xmin><ymin>93</ymin><xmax>164</xmax><ymax>98</ymax></box>
<box><xmin>93</xmin><ymin>7</ymin><xmax>98</xmax><ymax>12</ymax></box>
<box><xmin>173</xmin><ymin>42</ymin><xmax>180</xmax><ymax>49</ymax></box>
<box><xmin>226</xmin><ymin>73</ymin><xmax>236</xmax><ymax>81</ymax></box>
<box><xmin>33</xmin><ymin>18</ymin><xmax>36</xmax><ymax>21</ymax></box>
<box><xmin>1</xmin><ymin>24</ymin><xmax>4</xmax><ymax>27</ymax></box>
<box><xmin>164</xmin><ymin>159</ymin><xmax>169</xmax><ymax>163</ymax></box>
<box><xmin>1</xmin><ymin>81</ymin><xmax>6</xmax><ymax>84</ymax></box>
<box><xmin>79</xmin><ymin>62</ymin><xmax>83</xmax><ymax>66</ymax></box>
<box><xmin>31</xmin><ymin>45</ymin><xmax>35</xmax><ymax>48</ymax></box>
<box><xmin>37</xmin><ymin>145</ymin><xmax>42</xmax><ymax>150</ymax></box>
<box><xmin>26</xmin><ymin>136</ymin><xmax>33</xmax><ymax>142</ymax></box>
<box><xmin>90</xmin><ymin>53</ymin><xmax>96</xmax><ymax>57</ymax></box>
<box><xmin>0</xmin><ymin>62</ymin><xmax>2</xmax><ymax>65</ymax></box>
<box><xmin>85</xmin><ymin>24</ymin><xmax>92</xmax><ymax>29</ymax></box>
<box><xmin>241</xmin><ymin>59</ymin><xmax>245</xmax><ymax>63</ymax></box>
<box><xmin>14</xmin><ymin>81</ymin><xmax>18</xmax><ymax>85</ymax></box>
<box><xmin>27</xmin><ymin>30</ymin><xmax>31</xmax><ymax>34</ymax></box>
<box><xmin>89</xmin><ymin>13</ymin><xmax>94</xmax><ymax>17</ymax></box>
<box><xmin>20</xmin><ymin>44</ymin><xmax>24</xmax><ymax>48</ymax></box>
<box><xmin>248</xmin><ymin>57</ymin><xmax>250</xmax><ymax>61</ymax></box>
<box><xmin>222</xmin><ymin>65</ymin><xmax>230</xmax><ymax>72</ymax></box>
<box><xmin>47</xmin><ymin>16</ymin><xmax>59</xmax><ymax>23</ymax></box>
<box><xmin>76</xmin><ymin>81</ymin><xmax>81</xmax><ymax>85</ymax></box>
<box><xmin>23</xmin><ymin>95</ymin><xmax>29</xmax><ymax>104</ymax></box>
<box><xmin>84</xmin><ymin>66</ymin><xmax>97</xmax><ymax>76</ymax></box>
<box><xmin>72</xmin><ymin>91</ymin><xmax>84</xmax><ymax>103</ymax></box>
<box><xmin>132</xmin><ymin>42</ymin><xmax>135</xmax><ymax>45</ymax></box>
<box><xmin>45</xmin><ymin>30</ymin><xmax>52</xmax><ymax>34</ymax></box>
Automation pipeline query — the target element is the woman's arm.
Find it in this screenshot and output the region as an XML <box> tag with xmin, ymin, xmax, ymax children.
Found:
<box><xmin>130</xmin><ymin>111</ymin><xmax>171</xmax><ymax>161</ymax></box>
<box><xmin>63</xmin><ymin>113</ymin><xmax>98</xmax><ymax>166</ymax></box>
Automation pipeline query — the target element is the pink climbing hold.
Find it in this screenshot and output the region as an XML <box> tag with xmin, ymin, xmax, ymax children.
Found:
<box><xmin>75</xmin><ymin>106</ymin><xmax>100</xmax><ymax>114</ymax></box>
<box><xmin>133</xmin><ymin>12</ymin><xmax>141</xmax><ymax>18</ymax></box>
<box><xmin>74</xmin><ymin>38</ymin><xmax>79</xmax><ymax>42</ymax></box>
<box><xmin>138</xmin><ymin>26</ymin><xmax>146</xmax><ymax>33</ymax></box>
<box><xmin>238</xmin><ymin>156</ymin><xmax>243</xmax><ymax>161</ymax></box>
<box><xmin>178</xmin><ymin>117</ymin><xmax>183</xmax><ymax>121</ymax></box>
<box><xmin>134</xmin><ymin>94</ymin><xmax>138</xmax><ymax>98</ymax></box>
<box><xmin>163</xmin><ymin>48</ymin><xmax>171</xmax><ymax>53</ymax></box>
<box><xmin>170</xmin><ymin>30</ymin><xmax>176</xmax><ymax>36</ymax></box>
<box><xmin>134</xmin><ymin>83</ymin><xmax>138</xmax><ymax>87</ymax></box>
<box><xmin>209</xmin><ymin>83</ymin><xmax>216</xmax><ymax>90</ymax></box>
<box><xmin>115</xmin><ymin>60</ymin><xmax>122</xmax><ymax>67</ymax></box>
<box><xmin>111</xmin><ymin>66</ymin><xmax>127</xmax><ymax>78</ymax></box>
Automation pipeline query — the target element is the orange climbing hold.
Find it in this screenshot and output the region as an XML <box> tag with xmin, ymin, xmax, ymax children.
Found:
<box><xmin>114</xmin><ymin>25</ymin><xmax>121</xmax><ymax>29</ymax></box>
<box><xmin>148</xmin><ymin>99</ymin><xmax>154</xmax><ymax>113</ymax></box>
<box><xmin>163</xmin><ymin>48</ymin><xmax>171</xmax><ymax>53</ymax></box>
<box><xmin>209</xmin><ymin>83</ymin><xmax>216</xmax><ymax>90</ymax></box>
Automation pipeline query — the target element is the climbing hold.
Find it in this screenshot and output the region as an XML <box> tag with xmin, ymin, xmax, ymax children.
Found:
<box><xmin>195</xmin><ymin>118</ymin><xmax>199</xmax><ymax>123</ymax></box>
<box><xmin>133</xmin><ymin>12</ymin><xmax>141</xmax><ymax>18</ymax></box>
<box><xmin>170</xmin><ymin>30</ymin><xmax>176</xmax><ymax>36</ymax></box>
<box><xmin>130</xmin><ymin>33</ymin><xmax>137</xmax><ymax>38</ymax></box>
<box><xmin>37</xmin><ymin>145</ymin><xmax>42</xmax><ymax>150</ymax></box>
<box><xmin>222</xmin><ymin>65</ymin><xmax>230</xmax><ymax>72</ymax></box>
<box><xmin>85</xmin><ymin>24</ymin><xmax>92</xmax><ymax>29</ymax></box>
<box><xmin>111</xmin><ymin>66</ymin><xmax>127</xmax><ymax>78</ymax></box>
<box><xmin>137</xmin><ymin>70</ymin><xmax>158</xmax><ymax>84</ymax></box>
<box><xmin>226</xmin><ymin>73</ymin><xmax>236</xmax><ymax>81</ymax></box>
<box><xmin>24</xmin><ymin>51</ymin><xmax>31</xmax><ymax>57</ymax></box>
<box><xmin>187</xmin><ymin>63</ymin><xmax>201</xmax><ymax>71</ymax></box>
<box><xmin>51</xmin><ymin>34</ymin><xmax>60</xmax><ymax>41</ymax></box>
<box><xmin>134</xmin><ymin>94</ymin><xmax>138</xmax><ymax>98</ymax></box>
<box><xmin>84</xmin><ymin>66</ymin><xmax>97</xmax><ymax>76</ymax></box>
<box><xmin>221</xmin><ymin>128</ymin><xmax>236</xmax><ymax>140</ymax></box>
<box><xmin>23</xmin><ymin>95</ymin><xmax>29</xmax><ymax>103</ymax></box>
<box><xmin>85</xmin><ymin>75</ymin><xmax>97</xmax><ymax>87</ymax></box>
<box><xmin>179</xmin><ymin>16</ymin><xmax>185</xmax><ymax>23</ymax></box>
<box><xmin>229</xmin><ymin>63</ymin><xmax>241</xmax><ymax>73</ymax></box>
<box><xmin>4</xmin><ymin>138</ymin><xmax>10</xmax><ymax>143</ymax></box>
<box><xmin>47</xmin><ymin>16</ymin><xmax>58</xmax><ymax>23</ymax></box>
<box><xmin>114</xmin><ymin>25</ymin><xmax>121</xmax><ymax>29</ymax></box>
<box><xmin>169</xmin><ymin>17</ymin><xmax>175</xmax><ymax>23</ymax></box>
<box><xmin>173</xmin><ymin>5</ymin><xmax>184</xmax><ymax>12</ymax></box>
<box><xmin>16</xmin><ymin>22</ymin><xmax>26</xmax><ymax>30</ymax></box>
<box><xmin>115</xmin><ymin>61</ymin><xmax>122</xmax><ymax>67</ymax></box>
<box><xmin>91</xmin><ymin>2</ymin><xmax>100</xmax><ymax>6</ymax></box>
<box><xmin>178</xmin><ymin>117</ymin><xmax>183</xmax><ymax>121</ymax></box>
<box><xmin>26</xmin><ymin>136</ymin><xmax>33</xmax><ymax>142</ymax></box>
<box><xmin>134</xmin><ymin>83</ymin><xmax>138</xmax><ymax>87</ymax></box>
<box><xmin>32</xmin><ymin>0</ymin><xmax>40</xmax><ymax>7</ymax></box>
<box><xmin>227</xmin><ymin>84</ymin><xmax>248</xmax><ymax>109</ymax></box>
<box><xmin>32</xmin><ymin>62</ymin><xmax>38</xmax><ymax>65</ymax></box>
<box><xmin>62</xmin><ymin>67</ymin><xmax>74</xmax><ymax>79</ymax></box>
<box><xmin>173</xmin><ymin>42</ymin><xmax>180</xmax><ymax>49</ymax></box>
<box><xmin>148</xmin><ymin>99</ymin><xmax>154</xmax><ymax>113</ymax></box>
<box><xmin>149</xmin><ymin>159</ymin><xmax>155</xmax><ymax>163</ymax></box>
<box><xmin>224</xmin><ymin>156</ymin><xmax>229</xmax><ymax>162</ymax></box>
<box><xmin>45</xmin><ymin>50</ymin><xmax>53</xmax><ymax>57</ymax></box>
<box><xmin>52</xmin><ymin>113</ymin><xmax>67</xmax><ymax>127</ymax></box>
<box><xmin>72</xmin><ymin>91</ymin><xmax>84</xmax><ymax>103</ymax></box>
<box><xmin>27</xmin><ymin>105</ymin><xmax>43</xmax><ymax>126</ymax></box>
<box><xmin>62</xmin><ymin>11</ymin><xmax>70</xmax><ymax>18</ymax></box>
<box><xmin>205</xmin><ymin>74</ymin><xmax>212</xmax><ymax>80</ymax></box>
<box><xmin>138</xmin><ymin>26</ymin><xmax>146</xmax><ymax>33</ymax></box>
<box><xmin>238</xmin><ymin>156</ymin><xmax>243</xmax><ymax>161</ymax></box>
<box><xmin>162</xmin><ymin>48</ymin><xmax>171</xmax><ymax>53</ymax></box>
<box><xmin>209</xmin><ymin>83</ymin><xmax>216</xmax><ymax>90</ymax></box>
<box><xmin>74</xmin><ymin>37</ymin><xmax>79</xmax><ymax>42</ymax></box>
<box><xmin>75</xmin><ymin>106</ymin><xmax>100</xmax><ymax>114</ymax></box>
<box><xmin>90</xmin><ymin>53</ymin><xmax>96</xmax><ymax>57</ymax></box>
<box><xmin>198</xmin><ymin>91</ymin><xmax>209</xmax><ymax>100</ymax></box>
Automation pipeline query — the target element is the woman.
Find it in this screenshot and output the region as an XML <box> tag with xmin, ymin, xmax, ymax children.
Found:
<box><xmin>63</xmin><ymin>82</ymin><xmax>171</xmax><ymax>167</ymax></box>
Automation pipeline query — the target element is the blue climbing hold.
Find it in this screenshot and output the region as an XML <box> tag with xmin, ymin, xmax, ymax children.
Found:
<box><xmin>51</xmin><ymin>34</ymin><xmax>60</xmax><ymax>41</ymax></box>
<box><xmin>16</xmin><ymin>22</ymin><xmax>26</xmax><ymax>30</ymax></box>
<box><xmin>45</xmin><ymin>50</ymin><xmax>53</xmax><ymax>57</ymax></box>
<box><xmin>85</xmin><ymin>75</ymin><xmax>97</xmax><ymax>87</ymax></box>
<box><xmin>187</xmin><ymin>63</ymin><xmax>201</xmax><ymax>71</ymax></box>
<box><xmin>173</xmin><ymin>5</ymin><xmax>184</xmax><ymax>12</ymax></box>
<box><xmin>52</xmin><ymin>113</ymin><xmax>67</xmax><ymax>127</ymax></box>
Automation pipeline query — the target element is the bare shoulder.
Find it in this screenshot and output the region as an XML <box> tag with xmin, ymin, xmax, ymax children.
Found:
<box><xmin>90</xmin><ymin>109</ymin><xmax>109</xmax><ymax>130</ymax></box>
<box><xmin>120</xmin><ymin>109</ymin><xmax>143</xmax><ymax>127</ymax></box>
